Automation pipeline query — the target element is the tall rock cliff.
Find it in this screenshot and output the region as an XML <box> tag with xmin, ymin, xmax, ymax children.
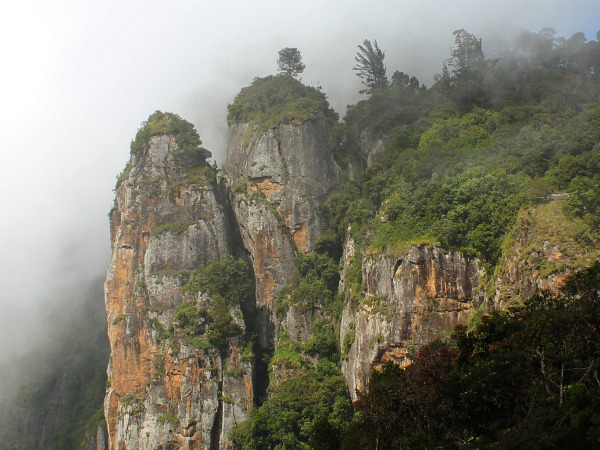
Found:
<box><xmin>225</xmin><ymin>118</ymin><xmax>339</xmax><ymax>347</ymax></box>
<box><xmin>224</xmin><ymin>76</ymin><xmax>339</xmax><ymax>348</ymax></box>
<box><xmin>104</xmin><ymin>91</ymin><xmax>341</xmax><ymax>448</ymax></box>
<box><xmin>105</xmin><ymin>116</ymin><xmax>254</xmax><ymax>450</ymax></box>
<box><xmin>338</xmin><ymin>242</ymin><xmax>484</xmax><ymax>401</ymax></box>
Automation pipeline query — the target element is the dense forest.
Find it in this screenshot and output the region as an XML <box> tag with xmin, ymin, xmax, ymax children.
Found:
<box><xmin>2</xmin><ymin>27</ymin><xmax>600</xmax><ymax>449</ymax></box>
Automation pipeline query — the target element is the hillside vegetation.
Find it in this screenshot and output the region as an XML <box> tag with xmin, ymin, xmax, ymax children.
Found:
<box><xmin>227</xmin><ymin>74</ymin><xmax>337</xmax><ymax>127</ymax></box>
<box><xmin>327</xmin><ymin>29</ymin><xmax>600</xmax><ymax>274</ymax></box>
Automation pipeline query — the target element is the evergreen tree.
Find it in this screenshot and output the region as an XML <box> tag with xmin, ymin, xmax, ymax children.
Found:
<box><xmin>277</xmin><ymin>47</ymin><xmax>306</xmax><ymax>78</ymax></box>
<box><xmin>353</xmin><ymin>39</ymin><xmax>388</xmax><ymax>94</ymax></box>
<box><xmin>447</xmin><ymin>29</ymin><xmax>487</xmax><ymax>107</ymax></box>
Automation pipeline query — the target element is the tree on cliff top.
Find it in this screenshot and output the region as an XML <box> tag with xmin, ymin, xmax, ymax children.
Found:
<box><xmin>353</xmin><ymin>39</ymin><xmax>388</xmax><ymax>94</ymax></box>
<box><xmin>277</xmin><ymin>47</ymin><xmax>306</xmax><ymax>78</ymax></box>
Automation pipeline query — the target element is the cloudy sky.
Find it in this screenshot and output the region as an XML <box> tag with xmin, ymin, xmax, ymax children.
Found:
<box><xmin>0</xmin><ymin>0</ymin><xmax>598</xmax><ymax>360</ymax></box>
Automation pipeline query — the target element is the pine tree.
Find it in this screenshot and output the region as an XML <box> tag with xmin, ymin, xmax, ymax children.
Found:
<box><xmin>353</xmin><ymin>39</ymin><xmax>388</xmax><ymax>94</ymax></box>
<box><xmin>277</xmin><ymin>47</ymin><xmax>306</xmax><ymax>78</ymax></box>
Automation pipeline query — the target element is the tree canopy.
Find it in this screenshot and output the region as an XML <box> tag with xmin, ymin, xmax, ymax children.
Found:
<box><xmin>227</xmin><ymin>75</ymin><xmax>336</xmax><ymax>127</ymax></box>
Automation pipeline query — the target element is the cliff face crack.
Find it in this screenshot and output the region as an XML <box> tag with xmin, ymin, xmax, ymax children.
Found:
<box><xmin>393</xmin><ymin>259</ymin><xmax>403</xmax><ymax>276</ymax></box>
<box><xmin>275</xmin><ymin>136</ymin><xmax>291</xmax><ymax>182</ymax></box>
<box><xmin>209</xmin><ymin>364</ymin><xmax>223</xmax><ymax>450</ymax></box>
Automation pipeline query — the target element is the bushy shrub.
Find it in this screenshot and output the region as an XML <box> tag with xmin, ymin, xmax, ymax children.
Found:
<box><xmin>183</xmin><ymin>254</ymin><xmax>253</xmax><ymax>306</ymax></box>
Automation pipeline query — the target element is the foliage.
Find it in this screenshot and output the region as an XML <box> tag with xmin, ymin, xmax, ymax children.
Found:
<box><xmin>174</xmin><ymin>303</ymin><xmax>210</xmax><ymax>348</ymax></box>
<box><xmin>313</xmin><ymin>232</ymin><xmax>344</xmax><ymax>262</ymax></box>
<box><xmin>150</xmin><ymin>220</ymin><xmax>197</xmax><ymax>236</ymax></box>
<box><xmin>296</xmin><ymin>252</ymin><xmax>340</xmax><ymax>293</ymax></box>
<box><xmin>177</xmin><ymin>255</ymin><xmax>253</xmax><ymax>354</ymax></box>
<box><xmin>327</xmin><ymin>27</ymin><xmax>600</xmax><ymax>270</ymax></box>
<box><xmin>346</xmin><ymin>263</ymin><xmax>600</xmax><ymax>449</ymax></box>
<box><xmin>227</xmin><ymin>74</ymin><xmax>336</xmax><ymax>128</ymax></box>
<box><xmin>175</xmin><ymin>296</ymin><xmax>244</xmax><ymax>354</ymax></box>
<box><xmin>277</xmin><ymin>47</ymin><xmax>306</xmax><ymax>78</ymax></box>
<box><xmin>342</xmin><ymin>330</ymin><xmax>356</xmax><ymax>354</ymax></box>
<box><xmin>276</xmin><ymin>251</ymin><xmax>341</xmax><ymax>319</ymax></box>
<box><xmin>235</xmin><ymin>242</ymin><xmax>347</xmax><ymax>448</ymax></box>
<box><xmin>230</xmin><ymin>359</ymin><xmax>353</xmax><ymax>450</ymax></box>
<box><xmin>270</xmin><ymin>338</ymin><xmax>308</xmax><ymax>371</ymax></box>
<box><xmin>303</xmin><ymin>319</ymin><xmax>339</xmax><ymax>361</ymax></box>
<box><xmin>353</xmin><ymin>39</ymin><xmax>388</xmax><ymax>94</ymax></box>
<box><xmin>183</xmin><ymin>254</ymin><xmax>253</xmax><ymax>305</ymax></box>
<box><xmin>205</xmin><ymin>296</ymin><xmax>244</xmax><ymax>354</ymax></box>
<box><xmin>446</xmin><ymin>29</ymin><xmax>487</xmax><ymax>108</ymax></box>
<box><xmin>157</xmin><ymin>412</ymin><xmax>179</xmax><ymax>430</ymax></box>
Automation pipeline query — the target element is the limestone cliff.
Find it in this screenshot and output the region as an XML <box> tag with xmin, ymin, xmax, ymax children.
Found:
<box><xmin>339</xmin><ymin>242</ymin><xmax>483</xmax><ymax>401</ymax></box>
<box><xmin>104</xmin><ymin>102</ymin><xmax>340</xmax><ymax>449</ymax></box>
<box><xmin>225</xmin><ymin>116</ymin><xmax>339</xmax><ymax>346</ymax></box>
<box><xmin>337</xmin><ymin>198</ymin><xmax>600</xmax><ymax>401</ymax></box>
<box><xmin>105</xmin><ymin>133</ymin><xmax>252</xmax><ymax>450</ymax></box>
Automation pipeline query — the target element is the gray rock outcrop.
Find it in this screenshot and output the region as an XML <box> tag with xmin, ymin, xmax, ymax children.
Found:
<box><xmin>226</xmin><ymin>117</ymin><xmax>339</xmax><ymax>347</ymax></box>
<box><xmin>339</xmin><ymin>244</ymin><xmax>484</xmax><ymax>401</ymax></box>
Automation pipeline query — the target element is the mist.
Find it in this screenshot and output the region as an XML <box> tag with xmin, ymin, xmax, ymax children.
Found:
<box><xmin>0</xmin><ymin>0</ymin><xmax>598</xmax><ymax>419</ymax></box>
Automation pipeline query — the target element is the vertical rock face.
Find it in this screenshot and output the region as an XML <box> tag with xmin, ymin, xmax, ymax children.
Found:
<box><xmin>105</xmin><ymin>135</ymin><xmax>252</xmax><ymax>450</ymax></box>
<box><xmin>226</xmin><ymin>119</ymin><xmax>339</xmax><ymax>254</ymax></box>
<box><xmin>225</xmin><ymin>118</ymin><xmax>339</xmax><ymax>345</ymax></box>
<box><xmin>339</xmin><ymin>244</ymin><xmax>483</xmax><ymax>401</ymax></box>
<box><xmin>358</xmin><ymin>129</ymin><xmax>386</xmax><ymax>167</ymax></box>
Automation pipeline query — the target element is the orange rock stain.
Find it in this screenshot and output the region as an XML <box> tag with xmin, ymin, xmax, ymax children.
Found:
<box><xmin>252</xmin><ymin>177</ymin><xmax>284</xmax><ymax>200</ymax></box>
<box><xmin>292</xmin><ymin>222</ymin><xmax>308</xmax><ymax>254</ymax></box>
